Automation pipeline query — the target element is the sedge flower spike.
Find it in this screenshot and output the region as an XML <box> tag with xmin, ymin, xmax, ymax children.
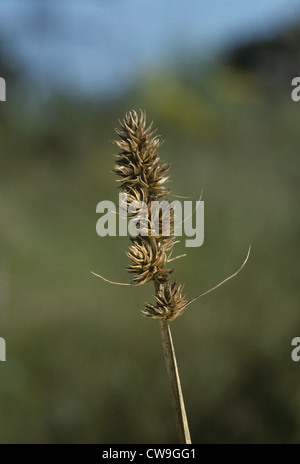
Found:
<box><xmin>92</xmin><ymin>109</ymin><xmax>250</xmax><ymax>444</ymax></box>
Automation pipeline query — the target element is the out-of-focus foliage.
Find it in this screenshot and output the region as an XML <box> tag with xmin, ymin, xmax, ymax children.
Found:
<box><xmin>0</xmin><ymin>33</ymin><xmax>299</xmax><ymax>443</ymax></box>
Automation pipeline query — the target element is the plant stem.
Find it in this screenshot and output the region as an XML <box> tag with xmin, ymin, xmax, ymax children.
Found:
<box><xmin>159</xmin><ymin>320</ymin><xmax>191</xmax><ymax>444</ymax></box>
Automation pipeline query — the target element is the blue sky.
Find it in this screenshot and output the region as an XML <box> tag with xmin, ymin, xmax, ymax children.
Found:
<box><xmin>0</xmin><ymin>0</ymin><xmax>300</xmax><ymax>96</ymax></box>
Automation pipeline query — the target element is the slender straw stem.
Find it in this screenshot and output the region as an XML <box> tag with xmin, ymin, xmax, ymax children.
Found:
<box><xmin>159</xmin><ymin>319</ymin><xmax>191</xmax><ymax>444</ymax></box>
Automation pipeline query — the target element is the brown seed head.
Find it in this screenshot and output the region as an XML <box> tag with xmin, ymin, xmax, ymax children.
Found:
<box><xmin>142</xmin><ymin>280</ymin><xmax>189</xmax><ymax>321</ymax></box>
<box><xmin>114</xmin><ymin>110</ymin><xmax>173</xmax><ymax>286</ymax></box>
<box><xmin>126</xmin><ymin>236</ymin><xmax>173</xmax><ymax>286</ymax></box>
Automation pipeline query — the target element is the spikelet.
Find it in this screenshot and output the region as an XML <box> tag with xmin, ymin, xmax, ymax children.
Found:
<box><xmin>114</xmin><ymin>110</ymin><xmax>169</xmax><ymax>199</ymax></box>
<box><xmin>126</xmin><ymin>236</ymin><xmax>174</xmax><ymax>285</ymax></box>
<box><xmin>142</xmin><ymin>280</ymin><xmax>189</xmax><ymax>321</ymax></box>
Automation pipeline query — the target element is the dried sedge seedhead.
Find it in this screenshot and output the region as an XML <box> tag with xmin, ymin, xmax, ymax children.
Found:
<box><xmin>106</xmin><ymin>109</ymin><xmax>250</xmax><ymax>321</ymax></box>
<box><xmin>114</xmin><ymin>110</ymin><xmax>174</xmax><ymax>288</ymax></box>
<box><xmin>113</xmin><ymin>110</ymin><xmax>190</xmax><ymax>320</ymax></box>
<box><xmin>142</xmin><ymin>280</ymin><xmax>190</xmax><ymax>322</ymax></box>
<box><xmin>92</xmin><ymin>110</ymin><xmax>250</xmax><ymax>322</ymax></box>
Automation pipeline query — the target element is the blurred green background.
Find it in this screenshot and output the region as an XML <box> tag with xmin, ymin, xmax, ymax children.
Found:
<box><xmin>0</xmin><ymin>2</ymin><xmax>300</xmax><ymax>444</ymax></box>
